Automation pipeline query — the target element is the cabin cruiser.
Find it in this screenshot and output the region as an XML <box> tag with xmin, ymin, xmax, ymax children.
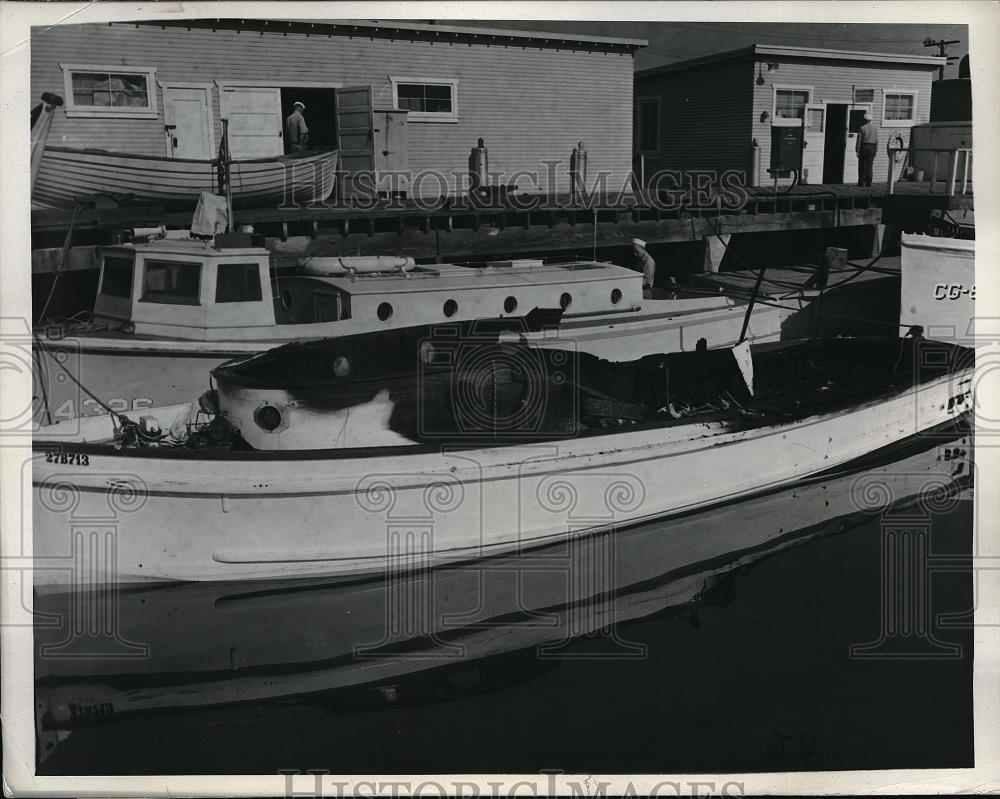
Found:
<box><xmin>33</xmin><ymin>231</ymin><xmax>799</xmax><ymax>423</ymax></box>
<box><xmin>33</xmin><ymin>320</ymin><xmax>973</xmax><ymax>586</ymax></box>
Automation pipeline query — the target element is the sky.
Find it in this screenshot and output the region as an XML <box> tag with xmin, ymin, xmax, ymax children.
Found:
<box><xmin>492</xmin><ymin>21</ymin><xmax>969</xmax><ymax>78</ymax></box>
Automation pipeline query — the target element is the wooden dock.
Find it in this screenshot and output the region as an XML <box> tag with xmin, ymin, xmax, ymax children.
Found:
<box><xmin>30</xmin><ymin>180</ymin><xmax>966</xmax><ymax>274</ymax></box>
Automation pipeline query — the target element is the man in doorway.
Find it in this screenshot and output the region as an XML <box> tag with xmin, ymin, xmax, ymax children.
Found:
<box><xmin>285</xmin><ymin>101</ymin><xmax>309</xmax><ymax>153</ymax></box>
<box><xmin>856</xmin><ymin>112</ymin><xmax>878</xmax><ymax>187</ymax></box>
<box><xmin>630</xmin><ymin>238</ymin><xmax>657</xmax><ymax>292</ymax></box>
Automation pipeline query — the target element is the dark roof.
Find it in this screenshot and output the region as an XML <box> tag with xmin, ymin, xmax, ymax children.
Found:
<box><xmin>636</xmin><ymin>43</ymin><xmax>945</xmax><ymax>78</ymax></box>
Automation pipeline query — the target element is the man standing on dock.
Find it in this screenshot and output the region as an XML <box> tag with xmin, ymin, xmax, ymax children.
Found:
<box><xmin>856</xmin><ymin>113</ymin><xmax>878</xmax><ymax>187</ymax></box>
<box><xmin>285</xmin><ymin>101</ymin><xmax>309</xmax><ymax>153</ymax></box>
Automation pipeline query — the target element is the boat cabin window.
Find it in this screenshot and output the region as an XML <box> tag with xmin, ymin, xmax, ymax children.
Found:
<box><xmin>141</xmin><ymin>260</ymin><xmax>202</xmax><ymax>305</ymax></box>
<box><xmin>100</xmin><ymin>256</ymin><xmax>134</xmax><ymax>298</ymax></box>
<box><xmin>216</xmin><ymin>263</ymin><xmax>263</xmax><ymax>303</ymax></box>
<box><xmin>271</xmin><ymin>276</ymin><xmax>353</xmax><ymax>324</ymax></box>
<box><xmin>313</xmin><ymin>292</ymin><xmax>351</xmax><ymax>323</ymax></box>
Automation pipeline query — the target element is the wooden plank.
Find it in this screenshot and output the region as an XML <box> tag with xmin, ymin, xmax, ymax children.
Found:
<box><xmin>272</xmin><ymin>208</ymin><xmax>879</xmax><ymax>261</ymax></box>
<box><xmin>32</xmin><ymin>245</ymin><xmax>101</xmax><ymax>274</ymax></box>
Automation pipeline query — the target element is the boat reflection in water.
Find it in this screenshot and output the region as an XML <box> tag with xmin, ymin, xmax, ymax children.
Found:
<box><xmin>34</xmin><ymin>427</ymin><xmax>973</xmax><ymax>769</ymax></box>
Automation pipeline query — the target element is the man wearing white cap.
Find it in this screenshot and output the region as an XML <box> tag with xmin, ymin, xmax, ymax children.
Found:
<box><xmin>285</xmin><ymin>101</ymin><xmax>309</xmax><ymax>153</ymax></box>
<box><xmin>855</xmin><ymin>112</ymin><xmax>878</xmax><ymax>187</ymax></box>
<box><xmin>630</xmin><ymin>238</ymin><xmax>657</xmax><ymax>291</ymax></box>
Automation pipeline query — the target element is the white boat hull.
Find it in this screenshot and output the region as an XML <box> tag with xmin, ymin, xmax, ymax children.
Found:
<box><xmin>900</xmin><ymin>232</ymin><xmax>975</xmax><ymax>341</ymax></box>
<box><xmin>31</xmin><ymin>367</ymin><xmax>973</xmax><ymax>586</ymax></box>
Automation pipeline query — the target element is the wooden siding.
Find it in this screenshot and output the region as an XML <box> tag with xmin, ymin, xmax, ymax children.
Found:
<box><xmin>634</xmin><ymin>59</ymin><xmax>754</xmax><ymax>182</ymax></box>
<box><xmin>751</xmin><ymin>57</ymin><xmax>936</xmax><ymax>183</ymax></box>
<box><xmin>32</xmin><ymin>22</ymin><xmax>635</xmax><ymax>196</ymax></box>
<box><xmin>636</xmin><ymin>54</ymin><xmax>937</xmax><ymax>186</ymax></box>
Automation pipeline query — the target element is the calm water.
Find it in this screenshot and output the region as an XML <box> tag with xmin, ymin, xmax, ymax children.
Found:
<box><xmin>35</xmin><ymin>433</ymin><xmax>975</xmax><ymax>775</ymax></box>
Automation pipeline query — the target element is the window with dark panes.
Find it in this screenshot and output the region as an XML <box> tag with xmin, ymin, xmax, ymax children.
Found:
<box><xmin>806</xmin><ymin>107</ymin><xmax>824</xmax><ymax>132</ymax></box>
<box><xmin>100</xmin><ymin>256</ymin><xmax>135</xmax><ymax>298</ymax></box>
<box><xmin>71</xmin><ymin>71</ymin><xmax>150</xmax><ymax>109</ymax></box>
<box><xmin>775</xmin><ymin>89</ymin><xmax>809</xmax><ymax>120</ymax></box>
<box><xmin>885</xmin><ymin>93</ymin><xmax>915</xmax><ymax>121</ymax></box>
<box><xmin>396</xmin><ymin>83</ymin><xmax>453</xmax><ymax>113</ymax></box>
<box><xmin>216</xmin><ymin>263</ymin><xmax>263</xmax><ymax>303</ymax></box>
<box><xmin>141</xmin><ymin>260</ymin><xmax>202</xmax><ymax>305</ymax></box>
<box><xmin>639</xmin><ymin>100</ymin><xmax>659</xmax><ymax>152</ymax></box>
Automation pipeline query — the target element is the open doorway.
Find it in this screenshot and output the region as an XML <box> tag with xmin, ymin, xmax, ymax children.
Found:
<box><xmin>280</xmin><ymin>88</ymin><xmax>338</xmax><ymax>153</ymax></box>
<box><xmin>823</xmin><ymin>104</ymin><xmax>847</xmax><ymax>183</ymax></box>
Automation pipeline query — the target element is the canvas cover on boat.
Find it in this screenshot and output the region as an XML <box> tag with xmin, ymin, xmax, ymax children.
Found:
<box><xmin>191</xmin><ymin>191</ymin><xmax>229</xmax><ymax>236</ymax></box>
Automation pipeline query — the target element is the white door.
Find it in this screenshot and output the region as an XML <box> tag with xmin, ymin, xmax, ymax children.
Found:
<box><xmin>335</xmin><ymin>86</ymin><xmax>375</xmax><ymax>198</ymax></box>
<box><xmin>843</xmin><ymin>103</ymin><xmax>873</xmax><ymax>185</ymax></box>
<box><xmin>221</xmin><ymin>87</ymin><xmax>283</xmax><ymax>160</ymax></box>
<box><xmin>801</xmin><ymin>104</ymin><xmax>825</xmax><ymax>184</ymax></box>
<box><xmin>163</xmin><ymin>87</ymin><xmax>213</xmax><ymax>160</ymax></box>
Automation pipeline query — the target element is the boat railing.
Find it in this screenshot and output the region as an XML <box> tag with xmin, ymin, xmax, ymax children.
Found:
<box><xmin>887</xmin><ymin>146</ymin><xmax>973</xmax><ymax>197</ymax></box>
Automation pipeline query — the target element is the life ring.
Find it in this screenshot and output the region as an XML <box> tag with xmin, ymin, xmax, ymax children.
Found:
<box><xmin>887</xmin><ymin>134</ymin><xmax>906</xmax><ymax>163</ymax></box>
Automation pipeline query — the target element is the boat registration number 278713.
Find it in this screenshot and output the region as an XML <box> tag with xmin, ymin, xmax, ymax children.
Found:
<box><xmin>43</xmin><ymin>451</ymin><xmax>90</xmax><ymax>466</ymax></box>
<box><xmin>934</xmin><ymin>284</ymin><xmax>976</xmax><ymax>300</ymax></box>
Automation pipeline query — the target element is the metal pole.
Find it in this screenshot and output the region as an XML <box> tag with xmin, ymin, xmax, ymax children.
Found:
<box><xmin>738</xmin><ymin>267</ymin><xmax>767</xmax><ymax>344</ymax></box>
<box><xmin>222</xmin><ymin>118</ymin><xmax>234</xmax><ymax>232</ymax></box>
<box><xmin>949</xmin><ymin>150</ymin><xmax>960</xmax><ymax>197</ymax></box>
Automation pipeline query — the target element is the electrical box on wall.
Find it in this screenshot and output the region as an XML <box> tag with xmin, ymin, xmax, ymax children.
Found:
<box><xmin>769</xmin><ymin>126</ymin><xmax>803</xmax><ymax>174</ymax></box>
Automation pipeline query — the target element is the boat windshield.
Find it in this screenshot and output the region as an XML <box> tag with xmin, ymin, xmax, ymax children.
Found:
<box><xmin>141</xmin><ymin>260</ymin><xmax>202</xmax><ymax>305</ymax></box>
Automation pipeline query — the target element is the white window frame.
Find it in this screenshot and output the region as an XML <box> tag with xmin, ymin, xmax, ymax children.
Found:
<box><xmin>881</xmin><ymin>89</ymin><xmax>918</xmax><ymax>128</ymax></box>
<box><xmin>637</xmin><ymin>96</ymin><xmax>661</xmax><ymax>154</ymax></box>
<box><xmin>772</xmin><ymin>85</ymin><xmax>813</xmax><ymax>127</ymax></box>
<box><xmin>61</xmin><ymin>63</ymin><xmax>159</xmax><ymax>119</ymax></box>
<box><xmin>389</xmin><ymin>76</ymin><xmax>459</xmax><ymax>123</ymax></box>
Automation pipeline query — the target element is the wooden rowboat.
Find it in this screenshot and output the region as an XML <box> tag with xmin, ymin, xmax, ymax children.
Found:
<box><xmin>32</xmin><ymin>145</ymin><xmax>339</xmax><ymax>210</ymax></box>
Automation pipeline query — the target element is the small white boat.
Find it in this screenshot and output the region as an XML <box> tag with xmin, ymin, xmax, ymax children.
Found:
<box><xmin>32</xmin><ymin>330</ymin><xmax>974</xmax><ymax>587</ymax></box>
<box><xmin>33</xmin><ymin>236</ymin><xmax>795</xmax><ymax>422</ymax></box>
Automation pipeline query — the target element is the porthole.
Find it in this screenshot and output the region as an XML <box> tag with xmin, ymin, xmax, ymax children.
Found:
<box><xmin>610</xmin><ymin>288</ymin><xmax>622</xmax><ymax>305</ymax></box>
<box><xmin>332</xmin><ymin>356</ymin><xmax>351</xmax><ymax>378</ymax></box>
<box><xmin>504</xmin><ymin>296</ymin><xmax>518</xmax><ymax>313</ymax></box>
<box><xmin>559</xmin><ymin>292</ymin><xmax>572</xmax><ymax>310</ymax></box>
<box><xmin>254</xmin><ymin>404</ymin><xmax>283</xmax><ymax>432</ymax></box>
<box><xmin>443</xmin><ymin>298</ymin><xmax>458</xmax><ymax>318</ymax></box>
<box><xmin>377</xmin><ymin>302</ymin><xmax>393</xmax><ymax>321</ymax></box>
<box><xmin>280</xmin><ymin>289</ymin><xmax>294</xmax><ymax>310</ymax></box>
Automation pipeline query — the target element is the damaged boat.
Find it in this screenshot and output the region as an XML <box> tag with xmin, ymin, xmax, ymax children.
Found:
<box><xmin>32</xmin><ymin>325</ymin><xmax>974</xmax><ymax>586</ymax></box>
<box><xmin>33</xmin><ymin>235</ymin><xmax>795</xmax><ymax>422</ymax></box>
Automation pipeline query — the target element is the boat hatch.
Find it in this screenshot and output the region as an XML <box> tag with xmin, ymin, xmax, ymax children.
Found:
<box><xmin>93</xmin><ymin>241</ymin><xmax>275</xmax><ymax>339</ymax></box>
